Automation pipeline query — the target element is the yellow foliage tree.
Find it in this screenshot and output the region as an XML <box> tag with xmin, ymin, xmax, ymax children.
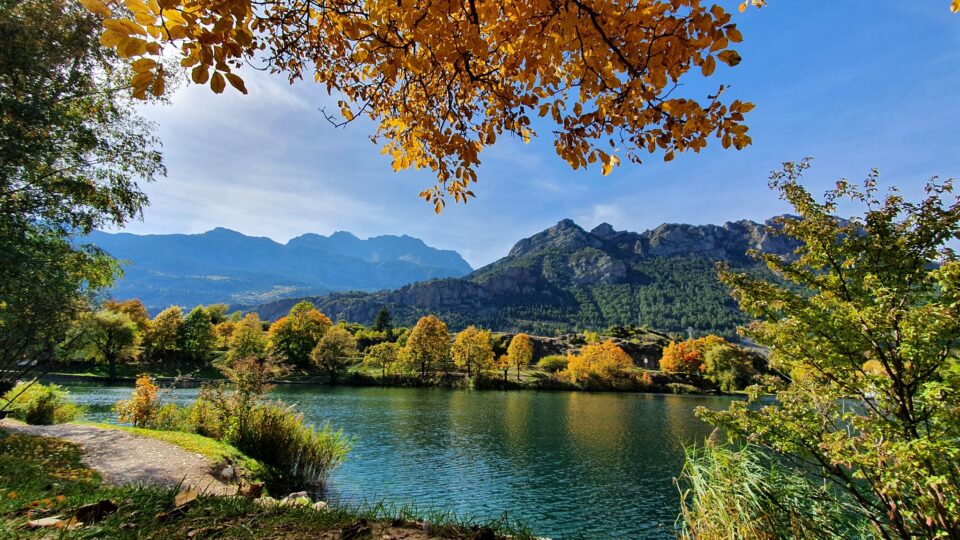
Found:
<box><xmin>85</xmin><ymin>0</ymin><xmax>765</xmax><ymax>209</ymax></box>
<box><xmin>267</xmin><ymin>301</ymin><xmax>332</xmax><ymax>368</ymax></box>
<box><xmin>507</xmin><ymin>333</ymin><xmax>534</xmax><ymax>381</ymax></box>
<box><xmin>402</xmin><ymin>315</ymin><xmax>449</xmax><ymax>379</ymax></box>
<box><xmin>565</xmin><ymin>340</ymin><xmax>633</xmax><ymax>384</ymax></box>
<box><xmin>451</xmin><ymin>325</ymin><xmax>494</xmax><ymax>378</ymax></box>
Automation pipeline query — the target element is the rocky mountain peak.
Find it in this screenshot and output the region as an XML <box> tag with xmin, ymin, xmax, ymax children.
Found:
<box><xmin>507</xmin><ymin>219</ymin><xmax>602</xmax><ymax>258</ymax></box>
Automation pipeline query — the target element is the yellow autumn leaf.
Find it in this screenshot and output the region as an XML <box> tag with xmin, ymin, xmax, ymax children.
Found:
<box><xmin>191</xmin><ymin>65</ymin><xmax>209</xmax><ymax>85</ymax></box>
<box><xmin>717</xmin><ymin>50</ymin><xmax>742</xmax><ymax>67</ymax></box>
<box><xmin>701</xmin><ymin>55</ymin><xmax>716</xmax><ymax>77</ymax></box>
<box><xmin>210</xmin><ymin>71</ymin><xmax>225</xmax><ymax>93</ymax></box>
<box><xmin>225</xmin><ymin>73</ymin><xmax>247</xmax><ymax>94</ymax></box>
<box><xmin>79</xmin><ymin>0</ymin><xmax>112</xmax><ymax>17</ymax></box>
<box><xmin>952</xmin><ymin>0</ymin><xmax>960</xmax><ymax>12</ymax></box>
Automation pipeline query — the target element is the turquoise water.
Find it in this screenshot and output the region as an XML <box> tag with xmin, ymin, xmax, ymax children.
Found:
<box><xmin>64</xmin><ymin>384</ymin><xmax>736</xmax><ymax>538</ymax></box>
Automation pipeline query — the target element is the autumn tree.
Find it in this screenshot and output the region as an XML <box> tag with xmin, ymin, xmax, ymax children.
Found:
<box><xmin>178</xmin><ymin>306</ymin><xmax>215</xmax><ymax>362</ymax></box>
<box><xmin>692</xmin><ymin>161</ymin><xmax>960</xmax><ymax>537</ymax></box>
<box><xmin>402</xmin><ymin>315</ymin><xmax>450</xmax><ymax>379</ymax></box>
<box><xmin>659</xmin><ymin>335</ymin><xmax>726</xmax><ymax>375</ymax></box>
<box><xmin>451</xmin><ymin>326</ymin><xmax>495</xmax><ymax>378</ymax></box>
<box><xmin>268</xmin><ymin>301</ymin><xmax>332</xmax><ymax>368</ymax></box>
<box><xmin>364</xmin><ymin>341</ymin><xmax>399</xmax><ymax>378</ymax></box>
<box><xmin>214</xmin><ymin>320</ymin><xmax>236</xmax><ymax>349</ymax></box>
<box><xmin>507</xmin><ymin>333</ymin><xmax>534</xmax><ymax>381</ymax></box>
<box><xmin>227</xmin><ymin>313</ymin><xmax>268</xmax><ymax>362</ymax></box>
<box><xmin>104</xmin><ymin>299</ymin><xmax>151</xmax><ymax>332</ymax></box>
<box><xmin>311</xmin><ymin>326</ymin><xmax>358</xmax><ymax>383</ymax></box>
<box><xmin>85</xmin><ymin>0</ymin><xmax>771</xmax><ymax>211</ymax></box>
<box><xmin>72</xmin><ymin>310</ymin><xmax>139</xmax><ymax>379</ymax></box>
<box><xmin>143</xmin><ymin>305</ymin><xmax>183</xmax><ymax>360</ymax></box>
<box><xmin>497</xmin><ymin>354</ymin><xmax>511</xmax><ymax>383</ymax></box>
<box><xmin>565</xmin><ymin>340</ymin><xmax>633</xmax><ymax>384</ymax></box>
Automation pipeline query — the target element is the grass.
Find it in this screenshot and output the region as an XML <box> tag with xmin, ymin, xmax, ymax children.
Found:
<box><xmin>82</xmin><ymin>422</ymin><xmax>270</xmax><ymax>483</ymax></box>
<box><xmin>48</xmin><ymin>360</ymin><xmax>225</xmax><ymax>380</ymax></box>
<box><xmin>0</xmin><ymin>431</ymin><xmax>538</xmax><ymax>539</ymax></box>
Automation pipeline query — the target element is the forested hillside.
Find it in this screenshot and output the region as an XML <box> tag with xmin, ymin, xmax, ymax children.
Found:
<box><xmin>248</xmin><ymin>218</ymin><xmax>797</xmax><ymax>338</ymax></box>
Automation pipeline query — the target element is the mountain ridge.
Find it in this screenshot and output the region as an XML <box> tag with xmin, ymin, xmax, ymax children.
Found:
<box><xmin>243</xmin><ymin>217</ymin><xmax>799</xmax><ymax>337</ymax></box>
<box><xmin>87</xmin><ymin>228</ymin><xmax>473</xmax><ymax>312</ymax></box>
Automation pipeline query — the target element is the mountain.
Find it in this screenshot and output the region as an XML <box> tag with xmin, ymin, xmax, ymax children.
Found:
<box><xmin>246</xmin><ymin>218</ymin><xmax>799</xmax><ymax>337</ymax></box>
<box><xmin>86</xmin><ymin>228</ymin><xmax>472</xmax><ymax>313</ymax></box>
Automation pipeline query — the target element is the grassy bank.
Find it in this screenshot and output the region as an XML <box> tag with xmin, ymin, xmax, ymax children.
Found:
<box><xmin>0</xmin><ymin>432</ymin><xmax>536</xmax><ymax>539</ymax></box>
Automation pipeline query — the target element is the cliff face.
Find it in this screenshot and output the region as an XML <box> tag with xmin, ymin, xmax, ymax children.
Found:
<box><xmin>247</xmin><ymin>217</ymin><xmax>800</xmax><ymax>336</ymax></box>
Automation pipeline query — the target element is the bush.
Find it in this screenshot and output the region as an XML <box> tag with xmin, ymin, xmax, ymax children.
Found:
<box><xmin>227</xmin><ymin>401</ymin><xmax>349</xmax><ymax>488</ymax></box>
<box><xmin>115</xmin><ymin>374</ymin><xmax>160</xmax><ymax>427</ymax></box>
<box><xmin>2</xmin><ymin>382</ymin><xmax>80</xmax><ymax>425</ymax></box>
<box><xmin>536</xmin><ymin>355</ymin><xmax>568</xmax><ymax>373</ymax></box>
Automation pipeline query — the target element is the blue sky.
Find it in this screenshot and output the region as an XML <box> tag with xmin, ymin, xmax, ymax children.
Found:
<box><xmin>122</xmin><ymin>1</ymin><xmax>960</xmax><ymax>268</ymax></box>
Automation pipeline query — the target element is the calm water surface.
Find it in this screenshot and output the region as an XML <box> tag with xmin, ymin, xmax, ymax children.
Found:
<box><xmin>64</xmin><ymin>384</ymin><xmax>736</xmax><ymax>538</ymax></box>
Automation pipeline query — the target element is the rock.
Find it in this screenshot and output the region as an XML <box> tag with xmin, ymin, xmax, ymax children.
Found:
<box><xmin>312</xmin><ymin>501</ymin><xmax>328</xmax><ymax>511</ymax></box>
<box><xmin>280</xmin><ymin>491</ymin><xmax>312</xmax><ymax>507</ymax></box>
<box><xmin>254</xmin><ymin>496</ymin><xmax>278</xmax><ymax>507</ymax></box>
<box><xmin>217</xmin><ymin>465</ymin><xmax>235</xmax><ymax>481</ymax></box>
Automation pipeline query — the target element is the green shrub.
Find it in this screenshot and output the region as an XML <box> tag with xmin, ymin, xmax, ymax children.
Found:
<box><xmin>536</xmin><ymin>355</ymin><xmax>568</xmax><ymax>373</ymax></box>
<box><xmin>2</xmin><ymin>382</ymin><xmax>80</xmax><ymax>425</ymax></box>
<box><xmin>226</xmin><ymin>401</ymin><xmax>349</xmax><ymax>488</ymax></box>
<box><xmin>149</xmin><ymin>403</ymin><xmax>190</xmax><ymax>431</ymax></box>
<box><xmin>183</xmin><ymin>383</ymin><xmax>349</xmax><ymax>489</ymax></box>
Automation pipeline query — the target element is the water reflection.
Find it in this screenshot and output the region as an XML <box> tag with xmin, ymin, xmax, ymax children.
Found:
<box><xmin>63</xmin><ymin>384</ymin><xmax>737</xmax><ymax>538</ymax></box>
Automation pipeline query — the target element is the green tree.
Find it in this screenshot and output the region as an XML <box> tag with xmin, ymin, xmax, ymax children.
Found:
<box><xmin>702</xmin><ymin>344</ymin><xmax>755</xmax><ymax>392</ymax></box>
<box><xmin>311</xmin><ymin>326</ymin><xmax>358</xmax><ymax>383</ymax></box>
<box><xmin>227</xmin><ymin>313</ymin><xmax>268</xmax><ymax>362</ymax></box>
<box><xmin>451</xmin><ymin>326</ymin><xmax>494</xmax><ymax>378</ymax></box>
<box><xmin>372</xmin><ymin>306</ymin><xmax>392</xmax><ymax>333</ymax></box>
<box><xmin>72</xmin><ymin>310</ymin><xmax>139</xmax><ymax>379</ymax></box>
<box><xmin>695</xmin><ymin>161</ymin><xmax>960</xmax><ymax>538</ymax></box>
<box><xmin>363</xmin><ymin>341</ymin><xmax>399</xmax><ymax>378</ymax></box>
<box><xmin>268</xmin><ymin>301</ymin><xmax>332</xmax><ymax>368</ymax></box>
<box><xmin>507</xmin><ymin>333</ymin><xmax>534</xmax><ymax>381</ymax></box>
<box><xmin>402</xmin><ymin>315</ymin><xmax>449</xmax><ymax>379</ymax></box>
<box><xmin>143</xmin><ymin>306</ymin><xmax>183</xmax><ymax>360</ymax></box>
<box><xmin>178</xmin><ymin>306</ymin><xmax>215</xmax><ymax>362</ymax></box>
<box><xmin>0</xmin><ymin>0</ymin><xmax>162</xmax><ymax>393</ymax></box>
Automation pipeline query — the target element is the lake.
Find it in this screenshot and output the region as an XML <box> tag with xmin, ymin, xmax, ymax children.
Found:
<box><xmin>63</xmin><ymin>384</ymin><xmax>737</xmax><ymax>538</ymax></box>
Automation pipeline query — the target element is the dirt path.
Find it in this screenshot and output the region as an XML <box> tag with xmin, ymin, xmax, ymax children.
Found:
<box><xmin>0</xmin><ymin>420</ymin><xmax>237</xmax><ymax>495</ymax></box>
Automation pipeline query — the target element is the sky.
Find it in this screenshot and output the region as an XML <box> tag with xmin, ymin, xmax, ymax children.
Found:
<box><xmin>120</xmin><ymin>2</ymin><xmax>960</xmax><ymax>269</ymax></box>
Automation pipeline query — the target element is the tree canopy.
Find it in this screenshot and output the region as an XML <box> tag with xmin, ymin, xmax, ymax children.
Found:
<box><xmin>0</xmin><ymin>0</ymin><xmax>163</xmax><ymax>392</ymax></box>
<box><xmin>86</xmin><ymin>0</ymin><xmax>767</xmax><ymax>210</ymax></box>
<box><xmin>698</xmin><ymin>161</ymin><xmax>960</xmax><ymax>537</ymax></box>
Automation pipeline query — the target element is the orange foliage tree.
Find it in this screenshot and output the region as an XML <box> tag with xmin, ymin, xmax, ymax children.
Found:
<box><xmin>115</xmin><ymin>374</ymin><xmax>159</xmax><ymax>427</ymax></box>
<box><xmin>83</xmin><ymin>0</ymin><xmax>765</xmax><ymax>210</ymax></box>
<box><xmin>659</xmin><ymin>334</ymin><xmax>726</xmax><ymax>374</ymax></box>
<box><xmin>565</xmin><ymin>340</ymin><xmax>633</xmax><ymax>384</ymax></box>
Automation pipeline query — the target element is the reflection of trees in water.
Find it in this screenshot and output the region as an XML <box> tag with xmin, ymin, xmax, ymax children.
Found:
<box><xmin>564</xmin><ymin>392</ymin><xmax>631</xmax><ymax>466</ymax></box>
